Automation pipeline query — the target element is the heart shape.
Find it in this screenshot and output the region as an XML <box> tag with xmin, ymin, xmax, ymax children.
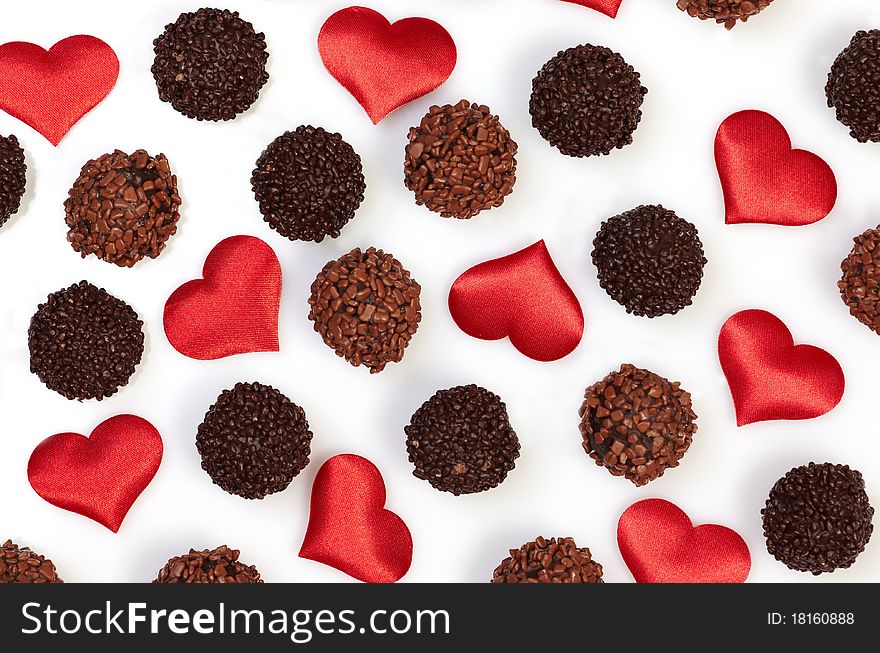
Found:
<box><xmin>715</xmin><ymin>110</ymin><xmax>837</xmax><ymax>226</ymax></box>
<box><xmin>318</xmin><ymin>6</ymin><xmax>456</xmax><ymax>124</ymax></box>
<box><xmin>0</xmin><ymin>36</ymin><xmax>118</xmax><ymax>146</ymax></box>
<box><xmin>164</xmin><ymin>235</ymin><xmax>281</xmax><ymax>360</ymax></box>
<box><xmin>719</xmin><ymin>309</ymin><xmax>844</xmax><ymax>426</ymax></box>
<box><xmin>300</xmin><ymin>454</ymin><xmax>412</xmax><ymax>583</ymax></box>
<box><xmin>448</xmin><ymin>240</ymin><xmax>584</xmax><ymax>361</ymax></box>
<box><xmin>28</xmin><ymin>415</ymin><xmax>163</xmax><ymax>533</ymax></box>
<box><xmin>618</xmin><ymin>499</ymin><xmax>751</xmax><ymax>583</ymax></box>
<box><xmin>560</xmin><ymin>0</ymin><xmax>622</xmax><ymax>18</ymax></box>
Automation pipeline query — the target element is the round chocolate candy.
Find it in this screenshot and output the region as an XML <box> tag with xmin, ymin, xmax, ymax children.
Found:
<box><xmin>492</xmin><ymin>536</ymin><xmax>603</xmax><ymax>584</ymax></box>
<box><xmin>0</xmin><ymin>133</ymin><xmax>26</xmax><ymax>229</ymax></box>
<box><xmin>154</xmin><ymin>545</ymin><xmax>262</xmax><ymax>583</ymax></box>
<box><xmin>1</xmin><ymin>540</ymin><xmax>62</xmax><ymax>584</ymax></box>
<box><xmin>827</xmin><ymin>30</ymin><xmax>880</xmax><ymax>143</ymax></box>
<box><xmin>677</xmin><ymin>0</ymin><xmax>775</xmax><ymax>29</ymax></box>
<box><xmin>839</xmin><ymin>223</ymin><xmax>880</xmax><ymax>334</ymax></box>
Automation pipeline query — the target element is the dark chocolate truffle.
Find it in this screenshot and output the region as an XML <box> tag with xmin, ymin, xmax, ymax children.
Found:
<box><xmin>592</xmin><ymin>204</ymin><xmax>706</xmax><ymax>317</ymax></box>
<box><xmin>154</xmin><ymin>545</ymin><xmax>262</xmax><ymax>583</ymax></box>
<box><xmin>0</xmin><ymin>133</ymin><xmax>26</xmax><ymax>228</ymax></box>
<box><xmin>196</xmin><ymin>382</ymin><xmax>312</xmax><ymax>500</ymax></box>
<box><xmin>530</xmin><ymin>44</ymin><xmax>647</xmax><ymax>158</ymax></box>
<box><xmin>839</xmin><ymin>223</ymin><xmax>880</xmax><ymax>334</ymax></box>
<box><xmin>579</xmin><ymin>364</ymin><xmax>697</xmax><ymax>486</ymax></box>
<box><xmin>252</xmin><ymin>126</ymin><xmax>365</xmax><ymax>242</ymax></box>
<box><xmin>762</xmin><ymin>463</ymin><xmax>874</xmax><ymax>575</ymax></box>
<box><xmin>826</xmin><ymin>30</ymin><xmax>880</xmax><ymax>143</ymax></box>
<box><xmin>492</xmin><ymin>536</ymin><xmax>603</xmax><ymax>584</ymax></box>
<box><xmin>152</xmin><ymin>8</ymin><xmax>269</xmax><ymax>121</ymax></box>
<box><xmin>404</xmin><ymin>100</ymin><xmax>517</xmax><ymax>219</ymax></box>
<box><xmin>676</xmin><ymin>0</ymin><xmax>775</xmax><ymax>29</ymax></box>
<box><xmin>64</xmin><ymin>149</ymin><xmax>182</xmax><ymax>267</ymax></box>
<box><xmin>308</xmin><ymin>247</ymin><xmax>421</xmax><ymax>373</ymax></box>
<box><xmin>405</xmin><ymin>384</ymin><xmax>520</xmax><ymax>495</ymax></box>
<box><xmin>0</xmin><ymin>540</ymin><xmax>62</xmax><ymax>584</ymax></box>
<box><xmin>28</xmin><ymin>281</ymin><xmax>144</xmax><ymax>401</ymax></box>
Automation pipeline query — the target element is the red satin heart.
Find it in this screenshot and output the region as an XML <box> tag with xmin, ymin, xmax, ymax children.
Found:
<box><xmin>719</xmin><ymin>309</ymin><xmax>844</xmax><ymax>426</ymax></box>
<box><xmin>318</xmin><ymin>6</ymin><xmax>456</xmax><ymax>124</ymax></box>
<box><xmin>28</xmin><ymin>415</ymin><xmax>162</xmax><ymax>533</ymax></box>
<box><xmin>560</xmin><ymin>0</ymin><xmax>622</xmax><ymax>18</ymax></box>
<box><xmin>618</xmin><ymin>499</ymin><xmax>751</xmax><ymax>583</ymax></box>
<box><xmin>0</xmin><ymin>36</ymin><xmax>118</xmax><ymax>146</ymax></box>
<box><xmin>715</xmin><ymin>110</ymin><xmax>837</xmax><ymax>226</ymax></box>
<box><xmin>164</xmin><ymin>235</ymin><xmax>281</xmax><ymax>360</ymax></box>
<box><xmin>448</xmin><ymin>241</ymin><xmax>584</xmax><ymax>361</ymax></box>
<box><xmin>300</xmin><ymin>455</ymin><xmax>412</xmax><ymax>583</ymax></box>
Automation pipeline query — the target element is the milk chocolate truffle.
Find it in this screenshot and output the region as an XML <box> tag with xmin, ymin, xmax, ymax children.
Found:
<box><xmin>0</xmin><ymin>134</ymin><xmax>26</xmax><ymax>228</ymax></box>
<box><xmin>28</xmin><ymin>281</ymin><xmax>144</xmax><ymax>401</ymax></box>
<box><xmin>154</xmin><ymin>545</ymin><xmax>262</xmax><ymax>583</ymax></box>
<box><xmin>827</xmin><ymin>30</ymin><xmax>880</xmax><ymax>143</ymax></box>
<box><xmin>308</xmin><ymin>247</ymin><xmax>421</xmax><ymax>373</ymax></box>
<box><xmin>762</xmin><ymin>463</ymin><xmax>874</xmax><ymax>575</ymax></box>
<box><xmin>1</xmin><ymin>540</ymin><xmax>62</xmax><ymax>584</ymax></box>
<box><xmin>404</xmin><ymin>100</ymin><xmax>517</xmax><ymax>219</ymax></box>
<box><xmin>406</xmin><ymin>384</ymin><xmax>520</xmax><ymax>495</ymax></box>
<box><xmin>492</xmin><ymin>536</ymin><xmax>603</xmax><ymax>584</ymax></box>
<box><xmin>64</xmin><ymin>149</ymin><xmax>182</xmax><ymax>267</ymax></box>
<box><xmin>593</xmin><ymin>205</ymin><xmax>706</xmax><ymax>317</ymax></box>
<box><xmin>839</xmin><ymin>224</ymin><xmax>880</xmax><ymax>334</ymax></box>
<box><xmin>196</xmin><ymin>382</ymin><xmax>312</xmax><ymax>500</ymax></box>
<box><xmin>152</xmin><ymin>8</ymin><xmax>269</xmax><ymax>121</ymax></box>
<box><xmin>579</xmin><ymin>364</ymin><xmax>697</xmax><ymax>486</ymax></box>
<box><xmin>530</xmin><ymin>44</ymin><xmax>647</xmax><ymax>157</ymax></box>
<box><xmin>252</xmin><ymin>126</ymin><xmax>365</xmax><ymax>242</ymax></box>
<box><xmin>677</xmin><ymin>0</ymin><xmax>775</xmax><ymax>29</ymax></box>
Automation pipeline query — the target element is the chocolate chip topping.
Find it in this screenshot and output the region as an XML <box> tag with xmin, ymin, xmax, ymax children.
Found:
<box><xmin>154</xmin><ymin>545</ymin><xmax>262</xmax><ymax>583</ymax></box>
<box><xmin>0</xmin><ymin>133</ymin><xmax>26</xmax><ymax>228</ymax></box>
<box><xmin>826</xmin><ymin>30</ymin><xmax>880</xmax><ymax>143</ymax></box>
<box><xmin>0</xmin><ymin>540</ymin><xmax>62</xmax><ymax>584</ymax></box>
<box><xmin>839</xmin><ymin>223</ymin><xmax>880</xmax><ymax>334</ymax></box>
<box><xmin>676</xmin><ymin>0</ymin><xmax>775</xmax><ymax>29</ymax></box>
<box><xmin>492</xmin><ymin>536</ymin><xmax>603</xmax><ymax>584</ymax></box>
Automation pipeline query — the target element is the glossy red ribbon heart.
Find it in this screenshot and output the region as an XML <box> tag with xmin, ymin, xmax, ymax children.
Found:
<box><xmin>300</xmin><ymin>455</ymin><xmax>412</xmax><ymax>583</ymax></box>
<box><xmin>318</xmin><ymin>6</ymin><xmax>456</xmax><ymax>124</ymax></box>
<box><xmin>618</xmin><ymin>499</ymin><xmax>751</xmax><ymax>583</ymax></box>
<box><xmin>715</xmin><ymin>110</ymin><xmax>837</xmax><ymax>226</ymax></box>
<box><xmin>561</xmin><ymin>0</ymin><xmax>622</xmax><ymax>17</ymax></box>
<box><xmin>164</xmin><ymin>235</ymin><xmax>281</xmax><ymax>360</ymax></box>
<box><xmin>449</xmin><ymin>241</ymin><xmax>584</xmax><ymax>361</ymax></box>
<box><xmin>0</xmin><ymin>35</ymin><xmax>118</xmax><ymax>146</ymax></box>
<box><xmin>719</xmin><ymin>309</ymin><xmax>845</xmax><ymax>426</ymax></box>
<box><xmin>28</xmin><ymin>415</ymin><xmax>162</xmax><ymax>533</ymax></box>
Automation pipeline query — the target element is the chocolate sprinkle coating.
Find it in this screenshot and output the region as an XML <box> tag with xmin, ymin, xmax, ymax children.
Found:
<box><xmin>826</xmin><ymin>30</ymin><xmax>880</xmax><ymax>143</ymax></box>
<box><xmin>579</xmin><ymin>364</ymin><xmax>697</xmax><ymax>486</ymax></box>
<box><xmin>1</xmin><ymin>540</ymin><xmax>62</xmax><ymax>584</ymax></box>
<box><xmin>64</xmin><ymin>149</ymin><xmax>182</xmax><ymax>267</ymax></box>
<box><xmin>154</xmin><ymin>545</ymin><xmax>262</xmax><ymax>583</ymax></box>
<box><xmin>592</xmin><ymin>204</ymin><xmax>706</xmax><ymax>318</ymax></box>
<box><xmin>404</xmin><ymin>100</ymin><xmax>517</xmax><ymax>219</ymax></box>
<box><xmin>530</xmin><ymin>44</ymin><xmax>647</xmax><ymax>158</ymax></box>
<box><xmin>839</xmin><ymin>223</ymin><xmax>880</xmax><ymax>334</ymax></box>
<box><xmin>308</xmin><ymin>247</ymin><xmax>422</xmax><ymax>373</ymax></box>
<box><xmin>0</xmin><ymin>134</ymin><xmax>26</xmax><ymax>228</ymax></box>
<box><xmin>152</xmin><ymin>8</ymin><xmax>269</xmax><ymax>121</ymax></box>
<box><xmin>762</xmin><ymin>463</ymin><xmax>874</xmax><ymax>575</ymax></box>
<box><xmin>196</xmin><ymin>382</ymin><xmax>313</xmax><ymax>500</ymax></box>
<box><xmin>28</xmin><ymin>281</ymin><xmax>144</xmax><ymax>401</ymax></box>
<box><xmin>676</xmin><ymin>0</ymin><xmax>775</xmax><ymax>30</ymax></box>
<box><xmin>252</xmin><ymin>126</ymin><xmax>365</xmax><ymax>242</ymax></box>
<box><xmin>492</xmin><ymin>536</ymin><xmax>603</xmax><ymax>584</ymax></box>
<box><xmin>405</xmin><ymin>385</ymin><xmax>520</xmax><ymax>495</ymax></box>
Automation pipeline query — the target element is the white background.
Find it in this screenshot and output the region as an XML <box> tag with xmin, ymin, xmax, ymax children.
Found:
<box><xmin>1</xmin><ymin>0</ymin><xmax>879</xmax><ymax>583</ymax></box>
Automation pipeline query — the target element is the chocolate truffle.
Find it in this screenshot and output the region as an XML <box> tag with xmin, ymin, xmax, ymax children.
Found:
<box><xmin>196</xmin><ymin>382</ymin><xmax>312</xmax><ymax>500</ymax></box>
<box><xmin>492</xmin><ymin>536</ymin><xmax>603</xmax><ymax>584</ymax></box>
<box><xmin>404</xmin><ymin>100</ymin><xmax>517</xmax><ymax>219</ymax></box>
<box><xmin>530</xmin><ymin>44</ymin><xmax>647</xmax><ymax>157</ymax></box>
<box><xmin>579</xmin><ymin>364</ymin><xmax>697</xmax><ymax>486</ymax></box>
<box><xmin>252</xmin><ymin>126</ymin><xmax>365</xmax><ymax>242</ymax></box>
<box><xmin>152</xmin><ymin>8</ymin><xmax>269</xmax><ymax>121</ymax></box>
<box><xmin>827</xmin><ymin>30</ymin><xmax>880</xmax><ymax>143</ymax></box>
<box><xmin>676</xmin><ymin>0</ymin><xmax>775</xmax><ymax>29</ymax></box>
<box><xmin>0</xmin><ymin>133</ymin><xmax>26</xmax><ymax>228</ymax></box>
<box><xmin>28</xmin><ymin>281</ymin><xmax>144</xmax><ymax>401</ymax></box>
<box><xmin>592</xmin><ymin>204</ymin><xmax>706</xmax><ymax>317</ymax></box>
<box><xmin>762</xmin><ymin>463</ymin><xmax>874</xmax><ymax>575</ymax></box>
<box><xmin>64</xmin><ymin>149</ymin><xmax>182</xmax><ymax>267</ymax></box>
<box><xmin>308</xmin><ymin>247</ymin><xmax>421</xmax><ymax>373</ymax></box>
<box><xmin>154</xmin><ymin>545</ymin><xmax>262</xmax><ymax>583</ymax></box>
<box><xmin>839</xmin><ymin>224</ymin><xmax>880</xmax><ymax>334</ymax></box>
<box><xmin>0</xmin><ymin>540</ymin><xmax>62</xmax><ymax>584</ymax></box>
<box><xmin>405</xmin><ymin>384</ymin><xmax>520</xmax><ymax>495</ymax></box>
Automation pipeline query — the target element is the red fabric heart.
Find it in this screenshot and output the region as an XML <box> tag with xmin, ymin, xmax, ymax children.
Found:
<box><xmin>164</xmin><ymin>235</ymin><xmax>281</xmax><ymax>360</ymax></box>
<box><xmin>560</xmin><ymin>0</ymin><xmax>622</xmax><ymax>18</ymax></box>
<box><xmin>618</xmin><ymin>499</ymin><xmax>751</xmax><ymax>583</ymax></box>
<box><xmin>28</xmin><ymin>415</ymin><xmax>162</xmax><ymax>533</ymax></box>
<box><xmin>0</xmin><ymin>36</ymin><xmax>118</xmax><ymax>146</ymax></box>
<box><xmin>318</xmin><ymin>6</ymin><xmax>456</xmax><ymax>124</ymax></box>
<box><xmin>300</xmin><ymin>454</ymin><xmax>412</xmax><ymax>583</ymax></box>
<box><xmin>715</xmin><ymin>110</ymin><xmax>837</xmax><ymax>226</ymax></box>
<box><xmin>448</xmin><ymin>241</ymin><xmax>584</xmax><ymax>361</ymax></box>
<box><xmin>719</xmin><ymin>309</ymin><xmax>845</xmax><ymax>426</ymax></box>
